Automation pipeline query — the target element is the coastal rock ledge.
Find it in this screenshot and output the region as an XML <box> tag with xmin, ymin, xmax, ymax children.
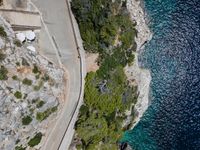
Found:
<box><xmin>125</xmin><ymin>0</ymin><xmax>152</xmax><ymax>128</ymax></box>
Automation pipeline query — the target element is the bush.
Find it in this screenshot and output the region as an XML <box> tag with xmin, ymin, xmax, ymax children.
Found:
<box><xmin>0</xmin><ymin>52</ymin><xmax>6</xmax><ymax>61</ymax></box>
<box><xmin>14</xmin><ymin>39</ymin><xmax>22</xmax><ymax>47</ymax></box>
<box><xmin>36</xmin><ymin>106</ymin><xmax>57</xmax><ymax>121</ymax></box>
<box><xmin>15</xmin><ymin>145</ymin><xmax>26</xmax><ymax>150</ymax></box>
<box><xmin>0</xmin><ymin>65</ymin><xmax>8</xmax><ymax>80</ymax></box>
<box><xmin>0</xmin><ymin>26</ymin><xmax>7</xmax><ymax>37</ymax></box>
<box><xmin>16</xmin><ymin>62</ymin><xmax>20</xmax><ymax>66</ymax></box>
<box><xmin>22</xmin><ymin>78</ymin><xmax>32</xmax><ymax>86</ymax></box>
<box><xmin>36</xmin><ymin>100</ymin><xmax>45</xmax><ymax>108</ymax></box>
<box><xmin>12</xmin><ymin>75</ymin><xmax>18</xmax><ymax>80</ymax></box>
<box><xmin>120</xmin><ymin>29</ymin><xmax>135</xmax><ymax>49</ymax></box>
<box><xmin>28</xmin><ymin>132</ymin><xmax>42</xmax><ymax>147</ymax></box>
<box><xmin>32</xmin><ymin>65</ymin><xmax>40</xmax><ymax>74</ymax></box>
<box><xmin>35</xmin><ymin>74</ymin><xmax>40</xmax><ymax>80</ymax></box>
<box><xmin>22</xmin><ymin>116</ymin><xmax>32</xmax><ymax>125</ymax></box>
<box><xmin>33</xmin><ymin>81</ymin><xmax>43</xmax><ymax>91</ymax></box>
<box><xmin>41</xmin><ymin>74</ymin><xmax>49</xmax><ymax>81</ymax></box>
<box><xmin>22</xmin><ymin>58</ymin><xmax>30</xmax><ymax>66</ymax></box>
<box><xmin>14</xmin><ymin>91</ymin><xmax>22</xmax><ymax>99</ymax></box>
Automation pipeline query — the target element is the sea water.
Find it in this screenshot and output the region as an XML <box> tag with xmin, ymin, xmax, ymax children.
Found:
<box><xmin>121</xmin><ymin>0</ymin><xmax>200</xmax><ymax>149</ymax></box>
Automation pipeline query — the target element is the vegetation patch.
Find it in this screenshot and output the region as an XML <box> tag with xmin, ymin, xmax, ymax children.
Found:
<box><xmin>14</xmin><ymin>39</ymin><xmax>22</xmax><ymax>47</ymax></box>
<box><xmin>36</xmin><ymin>106</ymin><xmax>57</xmax><ymax>121</ymax></box>
<box><xmin>0</xmin><ymin>65</ymin><xmax>8</xmax><ymax>80</ymax></box>
<box><xmin>35</xmin><ymin>74</ymin><xmax>40</xmax><ymax>80</ymax></box>
<box><xmin>16</xmin><ymin>62</ymin><xmax>20</xmax><ymax>66</ymax></box>
<box><xmin>22</xmin><ymin>78</ymin><xmax>32</xmax><ymax>86</ymax></box>
<box><xmin>32</xmin><ymin>65</ymin><xmax>40</xmax><ymax>74</ymax></box>
<box><xmin>15</xmin><ymin>145</ymin><xmax>26</xmax><ymax>150</ymax></box>
<box><xmin>0</xmin><ymin>51</ymin><xmax>6</xmax><ymax>61</ymax></box>
<box><xmin>22</xmin><ymin>58</ymin><xmax>30</xmax><ymax>66</ymax></box>
<box><xmin>22</xmin><ymin>116</ymin><xmax>32</xmax><ymax>125</ymax></box>
<box><xmin>14</xmin><ymin>91</ymin><xmax>22</xmax><ymax>99</ymax></box>
<box><xmin>33</xmin><ymin>80</ymin><xmax>43</xmax><ymax>91</ymax></box>
<box><xmin>41</xmin><ymin>73</ymin><xmax>50</xmax><ymax>81</ymax></box>
<box><xmin>36</xmin><ymin>100</ymin><xmax>45</xmax><ymax>108</ymax></box>
<box><xmin>71</xmin><ymin>0</ymin><xmax>138</xmax><ymax>149</ymax></box>
<box><xmin>12</xmin><ymin>75</ymin><xmax>18</xmax><ymax>80</ymax></box>
<box><xmin>28</xmin><ymin>132</ymin><xmax>42</xmax><ymax>147</ymax></box>
<box><xmin>0</xmin><ymin>26</ymin><xmax>7</xmax><ymax>37</ymax></box>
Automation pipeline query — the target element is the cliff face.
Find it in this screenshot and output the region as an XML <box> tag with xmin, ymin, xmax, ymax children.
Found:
<box><xmin>0</xmin><ymin>18</ymin><xmax>66</xmax><ymax>150</ymax></box>
<box><xmin>125</xmin><ymin>0</ymin><xmax>152</xmax><ymax>128</ymax></box>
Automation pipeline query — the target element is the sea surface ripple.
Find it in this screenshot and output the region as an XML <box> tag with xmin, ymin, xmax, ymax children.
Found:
<box><xmin>121</xmin><ymin>0</ymin><xmax>200</xmax><ymax>149</ymax></box>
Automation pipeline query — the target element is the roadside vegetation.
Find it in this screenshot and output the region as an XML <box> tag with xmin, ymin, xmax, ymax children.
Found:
<box><xmin>71</xmin><ymin>0</ymin><xmax>138</xmax><ymax>149</ymax></box>
<box><xmin>28</xmin><ymin>132</ymin><xmax>42</xmax><ymax>147</ymax></box>
<box><xmin>22</xmin><ymin>116</ymin><xmax>33</xmax><ymax>125</ymax></box>
<box><xmin>36</xmin><ymin>106</ymin><xmax>57</xmax><ymax>121</ymax></box>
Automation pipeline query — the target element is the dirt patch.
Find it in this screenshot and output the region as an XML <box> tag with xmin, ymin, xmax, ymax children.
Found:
<box><xmin>85</xmin><ymin>53</ymin><xmax>99</xmax><ymax>72</ymax></box>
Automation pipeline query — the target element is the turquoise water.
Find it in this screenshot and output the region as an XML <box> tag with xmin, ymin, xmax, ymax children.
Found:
<box><xmin>121</xmin><ymin>0</ymin><xmax>200</xmax><ymax>149</ymax></box>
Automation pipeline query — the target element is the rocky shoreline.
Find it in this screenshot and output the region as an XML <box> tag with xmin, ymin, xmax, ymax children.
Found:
<box><xmin>125</xmin><ymin>0</ymin><xmax>152</xmax><ymax>128</ymax></box>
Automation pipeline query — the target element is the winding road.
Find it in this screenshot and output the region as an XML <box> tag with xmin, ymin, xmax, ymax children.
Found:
<box><xmin>32</xmin><ymin>0</ymin><xmax>86</xmax><ymax>149</ymax></box>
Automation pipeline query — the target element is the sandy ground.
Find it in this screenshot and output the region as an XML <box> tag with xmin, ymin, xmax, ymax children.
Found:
<box><xmin>85</xmin><ymin>53</ymin><xmax>99</xmax><ymax>72</ymax></box>
<box><xmin>125</xmin><ymin>0</ymin><xmax>152</xmax><ymax>128</ymax></box>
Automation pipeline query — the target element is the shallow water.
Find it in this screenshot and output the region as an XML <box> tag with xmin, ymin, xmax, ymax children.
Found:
<box><xmin>121</xmin><ymin>0</ymin><xmax>200</xmax><ymax>149</ymax></box>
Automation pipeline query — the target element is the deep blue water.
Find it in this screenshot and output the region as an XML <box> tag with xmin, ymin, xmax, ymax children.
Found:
<box><xmin>121</xmin><ymin>0</ymin><xmax>200</xmax><ymax>149</ymax></box>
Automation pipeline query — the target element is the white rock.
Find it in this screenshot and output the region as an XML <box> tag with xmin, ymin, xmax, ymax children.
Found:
<box><xmin>27</xmin><ymin>45</ymin><xmax>36</xmax><ymax>53</ymax></box>
<box><xmin>16</xmin><ymin>33</ymin><xmax>25</xmax><ymax>43</ymax></box>
<box><xmin>21</xmin><ymin>102</ymin><xmax>28</xmax><ymax>109</ymax></box>
<box><xmin>13</xmin><ymin>107</ymin><xmax>19</xmax><ymax>114</ymax></box>
<box><xmin>25</xmin><ymin>30</ymin><xmax>36</xmax><ymax>41</ymax></box>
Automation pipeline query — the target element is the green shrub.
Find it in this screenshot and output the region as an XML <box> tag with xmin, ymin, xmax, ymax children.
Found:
<box><xmin>0</xmin><ymin>26</ymin><xmax>7</xmax><ymax>37</ymax></box>
<box><xmin>0</xmin><ymin>52</ymin><xmax>6</xmax><ymax>61</ymax></box>
<box><xmin>15</xmin><ymin>145</ymin><xmax>26</xmax><ymax>150</ymax></box>
<box><xmin>14</xmin><ymin>39</ymin><xmax>22</xmax><ymax>47</ymax></box>
<box><xmin>41</xmin><ymin>74</ymin><xmax>49</xmax><ymax>81</ymax></box>
<box><xmin>36</xmin><ymin>100</ymin><xmax>45</xmax><ymax>108</ymax></box>
<box><xmin>0</xmin><ymin>65</ymin><xmax>8</xmax><ymax>80</ymax></box>
<box><xmin>15</xmin><ymin>139</ymin><xmax>20</xmax><ymax>144</ymax></box>
<box><xmin>120</xmin><ymin>29</ymin><xmax>135</xmax><ymax>49</ymax></box>
<box><xmin>12</xmin><ymin>75</ymin><xmax>18</xmax><ymax>80</ymax></box>
<box><xmin>22</xmin><ymin>116</ymin><xmax>32</xmax><ymax>125</ymax></box>
<box><xmin>36</xmin><ymin>106</ymin><xmax>57</xmax><ymax>121</ymax></box>
<box><xmin>32</xmin><ymin>65</ymin><xmax>40</xmax><ymax>74</ymax></box>
<box><xmin>22</xmin><ymin>78</ymin><xmax>32</xmax><ymax>86</ymax></box>
<box><xmin>22</xmin><ymin>58</ymin><xmax>30</xmax><ymax>66</ymax></box>
<box><xmin>32</xmin><ymin>98</ymin><xmax>39</xmax><ymax>104</ymax></box>
<box><xmin>16</xmin><ymin>62</ymin><xmax>20</xmax><ymax>66</ymax></box>
<box><xmin>33</xmin><ymin>81</ymin><xmax>43</xmax><ymax>91</ymax></box>
<box><xmin>23</xmin><ymin>93</ymin><xmax>28</xmax><ymax>99</ymax></box>
<box><xmin>14</xmin><ymin>91</ymin><xmax>22</xmax><ymax>99</ymax></box>
<box><xmin>35</xmin><ymin>74</ymin><xmax>40</xmax><ymax>80</ymax></box>
<box><xmin>28</xmin><ymin>132</ymin><xmax>42</xmax><ymax>147</ymax></box>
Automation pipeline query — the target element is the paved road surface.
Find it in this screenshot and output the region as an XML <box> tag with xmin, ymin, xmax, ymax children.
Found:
<box><xmin>32</xmin><ymin>0</ymin><xmax>85</xmax><ymax>149</ymax></box>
